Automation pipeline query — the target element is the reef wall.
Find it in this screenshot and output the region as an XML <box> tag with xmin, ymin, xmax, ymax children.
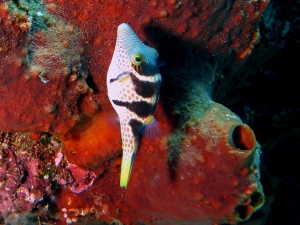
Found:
<box><xmin>0</xmin><ymin>0</ymin><xmax>270</xmax><ymax>224</ymax></box>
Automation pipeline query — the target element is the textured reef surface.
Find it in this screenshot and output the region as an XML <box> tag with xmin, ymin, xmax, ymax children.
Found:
<box><xmin>4</xmin><ymin>0</ymin><xmax>298</xmax><ymax>224</ymax></box>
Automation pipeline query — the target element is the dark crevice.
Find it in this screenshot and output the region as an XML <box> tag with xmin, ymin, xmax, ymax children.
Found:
<box><xmin>250</xmin><ymin>192</ymin><xmax>265</xmax><ymax>208</ymax></box>
<box><xmin>20</xmin><ymin>170</ymin><xmax>28</xmax><ymax>184</ymax></box>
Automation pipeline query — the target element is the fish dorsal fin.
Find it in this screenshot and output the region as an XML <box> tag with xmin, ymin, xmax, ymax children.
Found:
<box><xmin>158</xmin><ymin>61</ymin><xmax>166</xmax><ymax>67</ymax></box>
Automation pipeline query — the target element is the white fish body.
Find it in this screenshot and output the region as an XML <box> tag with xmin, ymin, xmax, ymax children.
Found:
<box><xmin>107</xmin><ymin>23</ymin><xmax>162</xmax><ymax>188</ymax></box>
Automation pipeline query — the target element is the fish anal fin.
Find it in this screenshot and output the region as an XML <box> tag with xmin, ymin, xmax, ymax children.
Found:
<box><xmin>105</xmin><ymin>112</ymin><xmax>120</xmax><ymax>126</ymax></box>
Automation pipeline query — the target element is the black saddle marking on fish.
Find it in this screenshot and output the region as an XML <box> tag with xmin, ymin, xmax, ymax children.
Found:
<box><xmin>129</xmin><ymin>119</ymin><xmax>144</xmax><ymax>138</ymax></box>
<box><xmin>109</xmin><ymin>78</ymin><xmax>118</xmax><ymax>83</ymax></box>
<box><xmin>130</xmin><ymin>73</ymin><xmax>159</xmax><ymax>98</ymax></box>
<box><xmin>109</xmin><ymin>72</ymin><xmax>131</xmax><ymax>83</ymax></box>
<box><xmin>112</xmin><ymin>100</ymin><xmax>154</xmax><ymax>117</ymax></box>
<box><xmin>132</xmin><ymin>61</ymin><xmax>160</xmax><ymax>76</ymax></box>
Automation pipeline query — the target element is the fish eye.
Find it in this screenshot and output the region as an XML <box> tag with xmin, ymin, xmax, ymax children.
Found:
<box><xmin>131</xmin><ymin>53</ymin><xmax>143</xmax><ymax>66</ymax></box>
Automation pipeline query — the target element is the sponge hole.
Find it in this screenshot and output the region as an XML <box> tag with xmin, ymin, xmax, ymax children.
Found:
<box><xmin>237</xmin><ymin>191</ymin><xmax>264</xmax><ymax>221</ymax></box>
<box><xmin>231</xmin><ymin>124</ymin><xmax>255</xmax><ymax>150</ymax></box>
<box><xmin>237</xmin><ymin>204</ymin><xmax>254</xmax><ymax>220</ymax></box>
<box><xmin>250</xmin><ymin>191</ymin><xmax>264</xmax><ymax>209</ymax></box>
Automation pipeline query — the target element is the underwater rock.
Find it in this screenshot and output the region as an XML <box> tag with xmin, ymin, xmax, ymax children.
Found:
<box><xmin>0</xmin><ymin>140</ymin><xmax>51</xmax><ymax>217</ymax></box>
<box><xmin>0</xmin><ymin>131</ymin><xmax>105</xmax><ymax>223</ymax></box>
<box><xmin>0</xmin><ymin>0</ymin><xmax>89</xmax><ymax>137</ymax></box>
<box><xmin>52</xmin><ymin>103</ymin><xmax>264</xmax><ymax>225</ymax></box>
<box><xmin>0</xmin><ymin>0</ymin><xmax>270</xmax><ymax>224</ymax></box>
<box><xmin>66</xmin><ymin>163</ymin><xmax>96</xmax><ymax>194</ymax></box>
<box><xmin>0</xmin><ymin>0</ymin><xmax>269</xmax><ymax>136</ymax></box>
<box><xmin>62</xmin><ymin>112</ymin><xmax>121</xmax><ymax>169</ymax></box>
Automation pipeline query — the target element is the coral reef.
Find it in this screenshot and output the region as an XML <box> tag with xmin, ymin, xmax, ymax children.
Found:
<box><xmin>51</xmin><ymin>103</ymin><xmax>264</xmax><ymax>225</ymax></box>
<box><xmin>0</xmin><ymin>0</ymin><xmax>269</xmax><ymax>137</ymax></box>
<box><xmin>0</xmin><ymin>0</ymin><xmax>274</xmax><ymax>224</ymax></box>
<box><xmin>63</xmin><ymin>112</ymin><xmax>121</xmax><ymax>169</ymax></box>
<box><xmin>0</xmin><ymin>110</ymin><xmax>265</xmax><ymax>224</ymax></box>
<box><xmin>0</xmin><ymin>132</ymin><xmax>100</xmax><ymax>224</ymax></box>
<box><xmin>0</xmin><ymin>147</ymin><xmax>46</xmax><ymax>217</ymax></box>
<box><xmin>0</xmin><ymin>0</ymin><xmax>89</xmax><ymax>136</ymax></box>
<box><xmin>212</xmin><ymin>1</ymin><xmax>300</xmax><ymax>224</ymax></box>
<box><xmin>0</xmin><ymin>132</ymin><xmax>53</xmax><ymax>221</ymax></box>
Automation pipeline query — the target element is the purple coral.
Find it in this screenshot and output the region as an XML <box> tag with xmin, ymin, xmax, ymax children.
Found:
<box><xmin>66</xmin><ymin>163</ymin><xmax>96</xmax><ymax>194</ymax></box>
<box><xmin>0</xmin><ymin>146</ymin><xmax>51</xmax><ymax>217</ymax></box>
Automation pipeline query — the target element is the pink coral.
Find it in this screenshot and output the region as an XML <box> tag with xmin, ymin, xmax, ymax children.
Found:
<box><xmin>66</xmin><ymin>163</ymin><xmax>96</xmax><ymax>194</ymax></box>
<box><xmin>0</xmin><ymin>147</ymin><xmax>51</xmax><ymax>216</ymax></box>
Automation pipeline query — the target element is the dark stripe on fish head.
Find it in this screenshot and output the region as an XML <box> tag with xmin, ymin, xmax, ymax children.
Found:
<box><xmin>130</xmin><ymin>47</ymin><xmax>160</xmax><ymax>76</ymax></box>
<box><xmin>131</xmin><ymin>60</ymin><xmax>160</xmax><ymax>76</ymax></box>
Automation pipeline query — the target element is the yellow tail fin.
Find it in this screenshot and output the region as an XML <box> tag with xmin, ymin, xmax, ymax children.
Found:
<box><xmin>120</xmin><ymin>152</ymin><xmax>134</xmax><ymax>188</ymax></box>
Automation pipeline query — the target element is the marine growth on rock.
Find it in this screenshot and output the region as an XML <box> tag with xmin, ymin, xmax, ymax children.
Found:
<box><xmin>0</xmin><ymin>0</ymin><xmax>269</xmax><ymax>224</ymax></box>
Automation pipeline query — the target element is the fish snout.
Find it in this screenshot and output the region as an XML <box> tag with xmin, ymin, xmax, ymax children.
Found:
<box><xmin>117</xmin><ymin>23</ymin><xmax>133</xmax><ymax>36</ymax></box>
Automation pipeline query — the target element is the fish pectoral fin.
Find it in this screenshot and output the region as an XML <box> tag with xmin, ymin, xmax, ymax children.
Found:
<box><xmin>158</xmin><ymin>61</ymin><xmax>166</xmax><ymax>67</ymax></box>
<box><xmin>138</xmin><ymin>116</ymin><xmax>162</xmax><ymax>140</ymax></box>
<box><xmin>120</xmin><ymin>152</ymin><xmax>135</xmax><ymax>188</ymax></box>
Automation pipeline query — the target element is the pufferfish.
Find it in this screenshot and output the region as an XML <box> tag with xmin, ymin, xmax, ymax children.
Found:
<box><xmin>107</xmin><ymin>23</ymin><xmax>162</xmax><ymax>188</ymax></box>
